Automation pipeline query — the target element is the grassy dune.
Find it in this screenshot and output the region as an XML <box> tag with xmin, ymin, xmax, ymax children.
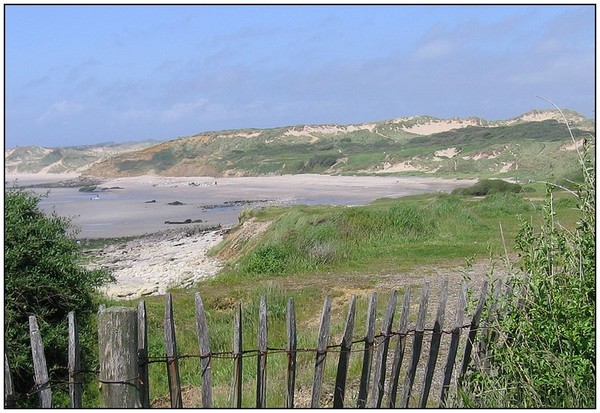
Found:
<box><xmin>100</xmin><ymin>182</ymin><xmax>581</xmax><ymax>407</ymax></box>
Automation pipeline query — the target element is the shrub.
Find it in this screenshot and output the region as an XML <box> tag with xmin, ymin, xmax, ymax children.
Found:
<box><xmin>459</xmin><ymin>145</ymin><xmax>595</xmax><ymax>408</ymax></box>
<box><xmin>452</xmin><ymin>179</ymin><xmax>522</xmax><ymax>196</ymax></box>
<box><xmin>241</xmin><ymin>244</ymin><xmax>288</xmax><ymax>275</ymax></box>
<box><xmin>4</xmin><ymin>188</ymin><xmax>111</xmax><ymax>407</ymax></box>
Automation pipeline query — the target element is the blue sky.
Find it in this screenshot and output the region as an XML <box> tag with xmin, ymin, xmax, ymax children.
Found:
<box><xmin>5</xmin><ymin>4</ymin><xmax>595</xmax><ymax>148</ymax></box>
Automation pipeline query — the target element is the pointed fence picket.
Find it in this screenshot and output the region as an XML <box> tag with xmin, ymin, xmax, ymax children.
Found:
<box><xmin>4</xmin><ymin>350</ymin><xmax>16</xmax><ymax>408</ymax></box>
<box><xmin>285</xmin><ymin>298</ymin><xmax>297</xmax><ymax>408</ymax></box>
<box><xmin>333</xmin><ymin>295</ymin><xmax>356</xmax><ymax>408</ymax></box>
<box><xmin>8</xmin><ymin>281</ymin><xmax>501</xmax><ymax>408</ymax></box>
<box><xmin>232</xmin><ymin>303</ymin><xmax>243</xmax><ymax>408</ymax></box>
<box><xmin>164</xmin><ymin>293</ymin><xmax>182</xmax><ymax>408</ymax></box>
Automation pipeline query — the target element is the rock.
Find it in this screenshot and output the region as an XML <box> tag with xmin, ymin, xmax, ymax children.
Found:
<box><xmin>89</xmin><ymin>228</ymin><xmax>225</xmax><ymax>300</ymax></box>
<box><xmin>164</xmin><ymin>218</ymin><xmax>203</xmax><ymax>225</ymax></box>
<box><xmin>168</xmin><ymin>201</ymin><xmax>184</xmax><ymax>206</ymax></box>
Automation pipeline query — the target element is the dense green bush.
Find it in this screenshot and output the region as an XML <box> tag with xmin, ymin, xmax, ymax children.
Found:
<box><xmin>459</xmin><ymin>146</ymin><xmax>595</xmax><ymax>407</ymax></box>
<box><xmin>4</xmin><ymin>188</ymin><xmax>111</xmax><ymax>407</ymax></box>
<box><xmin>452</xmin><ymin>179</ymin><xmax>523</xmax><ymax>196</ymax></box>
<box><xmin>241</xmin><ymin>244</ymin><xmax>288</xmax><ymax>275</ymax></box>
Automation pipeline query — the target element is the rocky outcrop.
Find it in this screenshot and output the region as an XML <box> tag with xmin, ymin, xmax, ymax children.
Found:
<box><xmin>87</xmin><ymin>227</ymin><xmax>227</xmax><ymax>300</ymax></box>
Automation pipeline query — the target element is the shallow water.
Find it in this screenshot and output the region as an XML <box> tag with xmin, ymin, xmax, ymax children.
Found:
<box><xmin>9</xmin><ymin>174</ymin><xmax>473</xmax><ymax>238</ymax></box>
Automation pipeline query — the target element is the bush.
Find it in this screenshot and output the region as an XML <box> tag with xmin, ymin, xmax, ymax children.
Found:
<box><xmin>452</xmin><ymin>179</ymin><xmax>522</xmax><ymax>196</ymax></box>
<box><xmin>241</xmin><ymin>244</ymin><xmax>288</xmax><ymax>275</ymax></box>
<box><xmin>4</xmin><ymin>188</ymin><xmax>111</xmax><ymax>407</ymax></box>
<box><xmin>459</xmin><ymin>146</ymin><xmax>595</xmax><ymax>407</ymax></box>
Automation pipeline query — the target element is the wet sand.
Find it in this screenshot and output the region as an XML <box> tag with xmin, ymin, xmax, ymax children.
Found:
<box><xmin>6</xmin><ymin>173</ymin><xmax>474</xmax><ymax>239</ymax></box>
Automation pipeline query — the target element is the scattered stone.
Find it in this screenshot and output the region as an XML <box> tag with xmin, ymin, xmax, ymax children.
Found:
<box><xmin>78</xmin><ymin>185</ymin><xmax>98</xmax><ymax>192</ymax></box>
<box><xmin>164</xmin><ymin>218</ymin><xmax>203</xmax><ymax>225</ymax></box>
<box><xmin>88</xmin><ymin>227</ymin><xmax>227</xmax><ymax>300</ymax></box>
<box><xmin>200</xmin><ymin>199</ymin><xmax>270</xmax><ymax>210</ymax></box>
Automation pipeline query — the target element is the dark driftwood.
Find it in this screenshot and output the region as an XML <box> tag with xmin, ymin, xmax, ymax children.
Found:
<box><xmin>29</xmin><ymin>316</ymin><xmax>51</xmax><ymax>408</ymax></box>
<box><xmin>68</xmin><ymin>311</ymin><xmax>82</xmax><ymax>408</ymax></box>
<box><xmin>368</xmin><ymin>290</ymin><xmax>398</xmax><ymax>408</ymax></box>
<box><xmin>439</xmin><ymin>283</ymin><xmax>468</xmax><ymax>407</ymax></box>
<box><xmin>195</xmin><ymin>293</ymin><xmax>213</xmax><ymax>408</ymax></box>
<box><xmin>311</xmin><ymin>295</ymin><xmax>332</xmax><ymax>408</ymax></box>
<box><xmin>387</xmin><ymin>289</ymin><xmax>411</xmax><ymax>408</ymax></box>
<box><xmin>400</xmin><ymin>283</ymin><xmax>430</xmax><ymax>408</ymax></box>
<box><xmin>164</xmin><ymin>293</ymin><xmax>183</xmax><ymax>408</ymax></box>
<box><xmin>285</xmin><ymin>298</ymin><xmax>297</xmax><ymax>409</ymax></box>
<box><xmin>357</xmin><ymin>292</ymin><xmax>377</xmax><ymax>408</ymax></box>
<box><xmin>256</xmin><ymin>295</ymin><xmax>267</xmax><ymax>408</ymax></box>
<box><xmin>333</xmin><ymin>295</ymin><xmax>357</xmax><ymax>408</ymax></box>
<box><xmin>137</xmin><ymin>301</ymin><xmax>150</xmax><ymax>408</ymax></box>
<box><xmin>419</xmin><ymin>279</ymin><xmax>448</xmax><ymax>408</ymax></box>
<box><xmin>98</xmin><ymin>307</ymin><xmax>140</xmax><ymax>408</ymax></box>
<box><xmin>4</xmin><ymin>350</ymin><xmax>15</xmax><ymax>408</ymax></box>
<box><xmin>233</xmin><ymin>303</ymin><xmax>243</xmax><ymax>408</ymax></box>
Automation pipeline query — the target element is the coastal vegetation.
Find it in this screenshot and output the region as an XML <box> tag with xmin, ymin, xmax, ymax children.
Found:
<box><xmin>85</xmin><ymin>118</ymin><xmax>589</xmax><ymax>180</ymax></box>
<box><xmin>103</xmin><ymin>176</ymin><xmax>586</xmax><ymax>407</ymax></box>
<box><xmin>6</xmin><ymin>109</ymin><xmax>593</xmax><ymax>182</ymax></box>
<box><xmin>4</xmin><ymin>109</ymin><xmax>594</xmax><ymax>407</ymax></box>
<box><xmin>4</xmin><ymin>188</ymin><xmax>111</xmax><ymax>407</ymax></box>
<box><xmin>457</xmin><ymin>142</ymin><xmax>596</xmax><ymax>408</ymax></box>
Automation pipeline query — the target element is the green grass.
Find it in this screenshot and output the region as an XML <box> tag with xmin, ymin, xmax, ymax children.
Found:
<box><xmin>89</xmin><ymin>186</ymin><xmax>583</xmax><ymax>406</ymax></box>
<box><xmin>88</xmin><ymin>117</ymin><xmax>592</xmax><ymax>180</ymax></box>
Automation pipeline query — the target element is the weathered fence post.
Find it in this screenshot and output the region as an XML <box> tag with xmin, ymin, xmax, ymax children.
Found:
<box><xmin>357</xmin><ymin>292</ymin><xmax>377</xmax><ymax>408</ymax></box>
<box><xmin>4</xmin><ymin>350</ymin><xmax>16</xmax><ymax>408</ymax></box>
<box><xmin>195</xmin><ymin>293</ymin><xmax>213</xmax><ymax>408</ymax></box>
<box><xmin>479</xmin><ymin>279</ymin><xmax>502</xmax><ymax>373</ymax></box>
<box><xmin>439</xmin><ymin>283</ymin><xmax>468</xmax><ymax>407</ymax></box>
<box><xmin>137</xmin><ymin>301</ymin><xmax>150</xmax><ymax>408</ymax></box>
<box><xmin>419</xmin><ymin>279</ymin><xmax>448</xmax><ymax>407</ymax></box>
<box><xmin>68</xmin><ymin>311</ymin><xmax>82</xmax><ymax>408</ymax></box>
<box><xmin>232</xmin><ymin>302</ymin><xmax>243</xmax><ymax>408</ymax></box>
<box><xmin>333</xmin><ymin>295</ymin><xmax>356</xmax><ymax>408</ymax></box>
<box><xmin>400</xmin><ymin>283</ymin><xmax>429</xmax><ymax>408</ymax></box>
<box><xmin>367</xmin><ymin>290</ymin><xmax>398</xmax><ymax>408</ymax></box>
<box><xmin>386</xmin><ymin>288</ymin><xmax>411</xmax><ymax>408</ymax></box>
<box><xmin>311</xmin><ymin>295</ymin><xmax>332</xmax><ymax>408</ymax></box>
<box><xmin>458</xmin><ymin>280</ymin><xmax>488</xmax><ymax>387</ymax></box>
<box><xmin>29</xmin><ymin>316</ymin><xmax>51</xmax><ymax>408</ymax></box>
<box><xmin>98</xmin><ymin>307</ymin><xmax>141</xmax><ymax>408</ymax></box>
<box><xmin>164</xmin><ymin>293</ymin><xmax>183</xmax><ymax>408</ymax></box>
<box><xmin>256</xmin><ymin>295</ymin><xmax>267</xmax><ymax>408</ymax></box>
<box><xmin>285</xmin><ymin>298</ymin><xmax>297</xmax><ymax>408</ymax></box>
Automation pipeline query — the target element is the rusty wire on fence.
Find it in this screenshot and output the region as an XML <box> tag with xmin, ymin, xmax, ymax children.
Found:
<box><xmin>20</xmin><ymin>322</ymin><xmax>481</xmax><ymax>400</ymax></box>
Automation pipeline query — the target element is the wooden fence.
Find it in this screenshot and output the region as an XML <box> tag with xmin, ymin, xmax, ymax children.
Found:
<box><xmin>5</xmin><ymin>280</ymin><xmax>494</xmax><ymax>408</ymax></box>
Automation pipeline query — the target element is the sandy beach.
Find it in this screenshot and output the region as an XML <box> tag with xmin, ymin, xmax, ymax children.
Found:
<box><xmin>7</xmin><ymin>173</ymin><xmax>474</xmax><ymax>239</ymax></box>
<box><xmin>7</xmin><ymin>172</ymin><xmax>475</xmax><ymax>299</ymax></box>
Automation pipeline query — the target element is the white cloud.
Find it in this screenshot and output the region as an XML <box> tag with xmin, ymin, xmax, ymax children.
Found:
<box><xmin>411</xmin><ymin>38</ymin><xmax>455</xmax><ymax>61</ymax></box>
<box><xmin>161</xmin><ymin>99</ymin><xmax>210</xmax><ymax>122</ymax></box>
<box><xmin>37</xmin><ymin>100</ymin><xmax>85</xmax><ymax>123</ymax></box>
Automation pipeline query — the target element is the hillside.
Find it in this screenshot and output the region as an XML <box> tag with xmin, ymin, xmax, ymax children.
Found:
<box><xmin>4</xmin><ymin>141</ymin><xmax>159</xmax><ymax>174</ymax></box>
<box><xmin>6</xmin><ymin>109</ymin><xmax>594</xmax><ymax>181</ymax></box>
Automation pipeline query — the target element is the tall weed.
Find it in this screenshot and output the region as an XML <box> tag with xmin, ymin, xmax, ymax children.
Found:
<box><xmin>458</xmin><ymin>141</ymin><xmax>595</xmax><ymax>408</ymax></box>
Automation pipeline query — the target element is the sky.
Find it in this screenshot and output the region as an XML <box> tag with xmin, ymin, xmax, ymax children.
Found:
<box><xmin>4</xmin><ymin>4</ymin><xmax>596</xmax><ymax>148</ymax></box>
